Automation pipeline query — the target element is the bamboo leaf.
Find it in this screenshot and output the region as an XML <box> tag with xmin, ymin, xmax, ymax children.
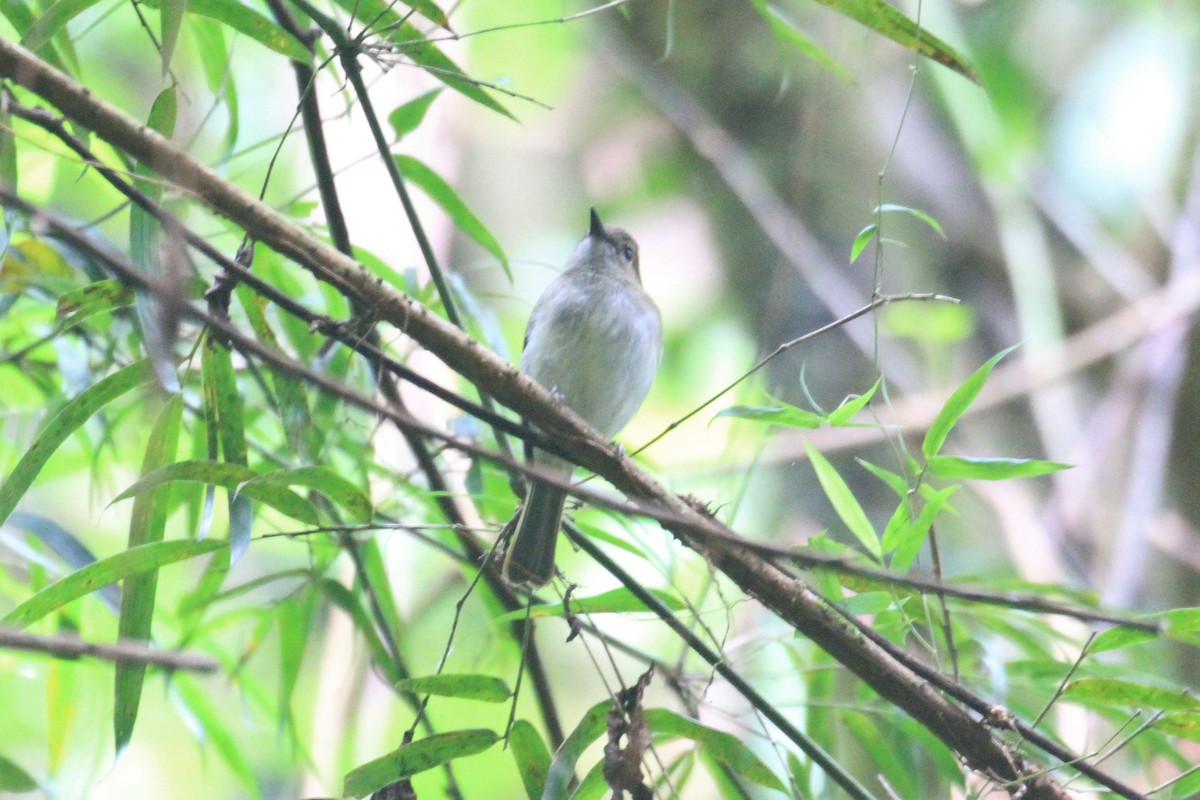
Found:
<box><xmin>714</xmin><ymin>403</ymin><xmax>822</xmax><ymax>429</ymax></box>
<box><xmin>2</xmin><ymin>540</ymin><xmax>224</xmax><ymax>629</ymax></box>
<box><xmin>160</xmin><ymin>0</ymin><xmax>187</xmax><ymax>74</ymax></box>
<box><xmin>543</xmin><ymin>700</ymin><xmax>610</xmax><ymax>800</ymax></box>
<box><xmin>493</xmin><ymin>587</ymin><xmax>684</xmax><ymax>624</ymax></box>
<box><xmin>807</xmin><ymin>443</ymin><xmax>880</xmax><ymax>560</ymax></box>
<box><xmin>394</xmin><ymin>155</ymin><xmax>510</xmax><ymax>278</ymax></box>
<box><xmin>139</xmin><ymin>0</ymin><xmax>308</xmax><ymax>60</ymax></box>
<box><xmin>926</xmin><ymin>455</ymin><xmax>1071</xmax><ymax>480</ymax></box>
<box><xmin>343</xmin><ymin>729</ymin><xmax>500</xmax><ymax>798</ymax></box>
<box><xmin>111</xmin><ymin>460</ymin><xmax>319</xmax><ymax>526</ymax></box>
<box><xmin>247</xmin><ymin>466</ymin><xmax>372</xmax><ymax>523</ymax></box>
<box><xmin>114</xmin><ymin>394</ymin><xmax>183</xmax><ymax>752</ymax></box>
<box><xmin>203</xmin><ymin>337</ymin><xmax>253</xmax><ymax>560</ymax></box>
<box><xmin>643</xmin><ymin>709</ymin><xmax>787</xmax><ymax>791</ymax></box>
<box><xmin>0</xmin><ymin>360</ymin><xmax>156</xmax><ymax>529</ymax></box>
<box><xmin>922</xmin><ymin>345</ymin><xmax>1017</xmax><ymax>459</ymax></box>
<box><xmin>395</xmin><ymin>674</ymin><xmax>511</xmax><ymax>703</ymax></box>
<box><xmin>19</xmin><ymin>0</ymin><xmax>100</xmax><ymax>54</ymax></box>
<box><xmin>388</xmin><ymin>89</ymin><xmax>442</xmax><ymax>140</ymax></box>
<box><xmin>812</xmin><ymin>0</ymin><xmax>978</xmax><ymax>82</ymax></box>
<box><xmin>509</xmin><ymin>720</ymin><xmax>550</xmax><ymax>800</ymax></box>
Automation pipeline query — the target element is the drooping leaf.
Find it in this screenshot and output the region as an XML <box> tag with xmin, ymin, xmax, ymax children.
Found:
<box><xmin>887</xmin><ymin>485</ymin><xmax>957</xmax><ymax>571</ymax></box>
<box><xmin>190</xmin><ymin>18</ymin><xmax>239</xmax><ymax>156</ymax></box>
<box><xmin>643</xmin><ymin>709</ymin><xmax>786</xmax><ymax>791</ymax></box>
<box><xmin>875</xmin><ymin>203</ymin><xmax>946</xmax><ymax>237</ymax></box>
<box><xmin>0</xmin><ymin>360</ymin><xmax>156</xmax><ymax>530</ymax></box>
<box><xmin>827</xmin><ymin>379</ymin><xmax>880</xmax><ymax>426</ymax></box>
<box><xmin>19</xmin><ymin>0</ymin><xmax>101</xmax><ymax>54</ymax></box>
<box><xmin>330</xmin><ymin>0</ymin><xmax>511</xmax><ymax>118</ymax></box>
<box><xmin>850</xmin><ymin>223</ymin><xmax>878</xmax><ymax>263</ymax></box>
<box><xmin>6</xmin><ymin>511</ymin><xmax>121</xmax><ymax>611</ymax></box>
<box><xmin>2</xmin><ymin>539</ymin><xmax>225</xmax><ymax>629</ymax></box>
<box><xmin>395</xmin><ymin>673</ymin><xmax>511</xmax><ymax>703</ymax></box>
<box><xmin>56</xmin><ymin>279</ymin><xmax>135</xmax><ymax>328</ymax></box>
<box><xmin>811</xmin><ymin>0</ymin><xmax>978</xmax><ymax>82</ymax></box>
<box><xmin>202</xmin><ymin>336</ymin><xmax>253</xmax><ymax>561</ymax></box>
<box><xmin>138</xmin><ymin>0</ymin><xmax>308</xmax><ymax>60</ymax></box>
<box><xmin>160</xmin><ymin>0</ymin><xmax>187</xmax><ymax>74</ymax></box>
<box><xmin>922</xmin><ymin>345</ymin><xmax>1018</xmax><ymax>459</ymax></box>
<box><xmin>807</xmin><ymin>443</ymin><xmax>880</xmax><ymax>560</ymax></box>
<box><xmin>508</xmin><ymin>720</ymin><xmax>550</xmax><ymax>800</ymax></box>
<box><xmin>343</xmin><ymin>729</ymin><xmax>500</xmax><ymax>798</ymax></box>
<box><xmin>246</xmin><ymin>466</ymin><xmax>372</xmax><ymax>523</ymax></box>
<box><xmin>747</xmin><ymin>0</ymin><xmax>851</xmax><ymax>80</ymax></box>
<box><xmin>114</xmin><ymin>394</ymin><xmax>183</xmax><ymax>752</ymax></box>
<box><xmin>130</xmin><ymin>87</ymin><xmax>181</xmax><ymax>393</ymax></box>
<box><xmin>317</xmin><ymin>578</ymin><xmax>402</xmax><ymax>685</ymax></box>
<box><xmin>543</xmin><ymin>700</ymin><xmax>611</xmax><ymax>800</ymax></box>
<box><xmin>393</xmin><ymin>155</ymin><xmax>510</xmax><ymax>278</ymax></box>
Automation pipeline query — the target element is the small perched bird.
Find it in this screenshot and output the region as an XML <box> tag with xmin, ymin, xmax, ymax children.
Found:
<box><xmin>502</xmin><ymin>209</ymin><xmax>662</xmax><ymax>588</ymax></box>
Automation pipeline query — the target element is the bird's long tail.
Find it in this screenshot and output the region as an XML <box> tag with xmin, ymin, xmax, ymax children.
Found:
<box><xmin>502</xmin><ymin>482</ymin><xmax>568</xmax><ymax>588</ymax></box>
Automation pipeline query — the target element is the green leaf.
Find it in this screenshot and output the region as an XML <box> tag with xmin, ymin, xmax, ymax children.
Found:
<box><xmin>56</xmin><ymin>279</ymin><xmax>135</xmax><ymax>328</ymax></box>
<box><xmin>388</xmin><ymin>89</ymin><xmax>442</xmax><ymax>140</ymax></box>
<box><xmin>926</xmin><ymin>456</ymin><xmax>1071</xmax><ymax>480</ymax></box>
<box><xmin>811</xmin><ymin>0</ymin><xmax>978</xmax><ymax>82</ymax></box>
<box><xmin>19</xmin><ymin>0</ymin><xmax>100</xmax><ymax>54</ymax></box>
<box><xmin>138</xmin><ymin>0</ymin><xmax>308</xmax><ymax>60</ymax></box>
<box><xmin>1089</xmin><ymin>624</ymin><xmax>1158</xmax><ymax>654</ymax></box>
<box><xmin>0</xmin><ymin>360</ymin><xmax>157</xmax><ymax>530</ymax></box>
<box><xmin>1063</xmin><ymin>678</ymin><xmax>1200</xmax><ymax>713</ymax></box>
<box><xmin>393</xmin><ymin>155</ymin><xmax>509</xmax><ymax>278</ymax></box>
<box><xmin>508</xmin><ymin>720</ymin><xmax>550</xmax><ymax>800</ymax></box>
<box><xmin>203</xmin><ymin>337</ymin><xmax>253</xmax><ymax>560</ymax></box>
<box><xmin>318</xmin><ymin>578</ymin><xmax>401</xmax><ymax>685</ymax></box>
<box><xmin>714</xmin><ymin>403</ymin><xmax>822</xmax><ymax>429</ymax></box>
<box><xmin>807</xmin><ymin>443</ymin><xmax>880</xmax><ymax>560</ymax></box>
<box><xmin>172</xmin><ymin>675</ymin><xmax>261</xmax><ymax>797</ymax></box>
<box><xmin>856</xmin><ymin>458</ymin><xmax>909</xmax><ymax>497</ymax></box>
<box><xmin>343</xmin><ymin>729</ymin><xmax>500</xmax><ymax>798</ymax></box>
<box><xmin>191</xmin><ymin>18</ymin><xmax>239</xmax><ymax>156</ymax></box>
<box><xmin>747</xmin><ymin>0</ymin><xmax>851</xmax><ymax>80</ymax></box>
<box><xmin>922</xmin><ymin>345</ymin><xmax>1017</xmax><ymax>459</ymax></box>
<box><xmin>329</xmin><ymin>0</ymin><xmax>510</xmax><ymax>118</ymax></box>
<box><xmin>493</xmin><ymin>587</ymin><xmax>685</xmax><ymax>624</ymax></box>
<box><xmin>114</xmin><ymin>395</ymin><xmax>183</xmax><ymax>752</ymax></box>
<box><xmin>112</xmin><ymin>460</ymin><xmax>319</xmax><ymax>526</ymax></box>
<box><xmin>2</xmin><ymin>539</ymin><xmax>224</xmax><ymax>629</ymax></box>
<box><xmin>247</xmin><ymin>466</ymin><xmax>372</xmax><ymax>523</ymax></box>
<box><xmin>850</xmin><ymin>223</ymin><xmax>877</xmax><ymax>263</ymax></box>
<box><xmin>875</xmin><ymin>203</ymin><xmax>946</xmax><ymax>238</ymax></box>
<box><xmin>643</xmin><ymin>709</ymin><xmax>786</xmax><ymax>792</ymax></box>
<box><xmin>827</xmin><ymin>379</ymin><xmax>879</xmax><ymax>426</ymax></box>
<box><xmin>395</xmin><ymin>674</ymin><xmax>511</xmax><ymax>703</ymax></box>
<box><xmin>277</xmin><ymin>584</ymin><xmax>316</xmax><ymax>729</ymax></box>
<box><xmin>544</xmin><ymin>700</ymin><xmax>610</xmax><ymax>800</ymax></box>
<box><xmin>160</xmin><ymin>0</ymin><xmax>187</xmax><ymax>74</ymax></box>
<box><xmin>888</xmin><ymin>485</ymin><xmax>957</xmax><ymax>571</ymax></box>
<box><xmin>131</xmin><ymin>87</ymin><xmax>180</xmax><ymax>392</ymax></box>
<box><xmin>0</xmin><ymin>754</ymin><xmax>38</xmax><ymax>792</ymax></box>
<box><xmin>883</xmin><ymin>301</ymin><xmax>976</xmax><ymax>344</ymax></box>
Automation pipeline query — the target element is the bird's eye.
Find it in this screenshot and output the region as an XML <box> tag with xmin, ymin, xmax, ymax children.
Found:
<box><xmin>622</xmin><ymin>245</ymin><xmax>634</xmax><ymax>262</ymax></box>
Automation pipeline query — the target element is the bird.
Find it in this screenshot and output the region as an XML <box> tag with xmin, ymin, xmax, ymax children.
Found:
<box><xmin>502</xmin><ymin>208</ymin><xmax>662</xmax><ymax>588</ymax></box>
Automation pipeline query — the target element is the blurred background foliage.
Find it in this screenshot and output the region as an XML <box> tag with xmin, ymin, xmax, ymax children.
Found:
<box><xmin>1</xmin><ymin>0</ymin><xmax>1199</xmax><ymax>797</ymax></box>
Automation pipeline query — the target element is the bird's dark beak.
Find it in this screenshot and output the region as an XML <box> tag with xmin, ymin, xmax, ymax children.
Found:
<box><xmin>589</xmin><ymin>207</ymin><xmax>604</xmax><ymax>239</ymax></box>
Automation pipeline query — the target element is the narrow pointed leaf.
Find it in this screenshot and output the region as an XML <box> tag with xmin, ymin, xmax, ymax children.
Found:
<box><xmin>115</xmin><ymin>394</ymin><xmax>183</xmax><ymax>752</ymax></box>
<box><xmin>0</xmin><ymin>360</ymin><xmax>156</xmax><ymax>529</ymax></box>
<box><xmin>2</xmin><ymin>540</ymin><xmax>224</xmax><ymax>629</ymax></box>
<box><xmin>393</xmin><ymin>155</ymin><xmax>509</xmax><ymax>278</ymax></box>
<box><xmin>343</xmin><ymin>729</ymin><xmax>500</xmax><ymax>798</ymax></box>
<box><xmin>19</xmin><ymin>0</ymin><xmax>101</xmax><ymax>54</ymax></box>
<box><xmin>203</xmin><ymin>337</ymin><xmax>253</xmax><ymax>560</ymax></box>
<box><xmin>138</xmin><ymin>0</ymin><xmax>308</xmax><ymax>60</ymax></box>
<box><xmin>888</xmin><ymin>485</ymin><xmax>957</xmax><ymax>570</ymax></box>
<box><xmin>851</xmin><ymin>223</ymin><xmax>877</xmax><ymax>263</ymax></box>
<box><xmin>7</xmin><ymin>511</ymin><xmax>121</xmax><ymax>611</ymax></box>
<box><xmin>922</xmin><ymin>345</ymin><xmax>1017</xmax><ymax>459</ymax></box>
<box><xmin>926</xmin><ymin>456</ymin><xmax>1071</xmax><ymax>480</ymax></box>
<box><xmin>543</xmin><ymin>700</ymin><xmax>611</xmax><ymax>800</ymax></box>
<box><xmin>493</xmin><ymin>587</ymin><xmax>684</xmax><ymax>624</ymax></box>
<box><xmin>112</xmin><ymin>460</ymin><xmax>319</xmax><ymax>526</ymax></box>
<box><xmin>748</xmin><ymin>0</ymin><xmax>850</xmax><ymax>80</ymax></box>
<box><xmin>875</xmin><ymin>203</ymin><xmax>946</xmax><ymax>237</ymax></box>
<box><xmin>395</xmin><ymin>674</ymin><xmax>511</xmax><ymax>703</ymax></box>
<box><xmin>389</xmin><ymin>89</ymin><xmax>442</xmax><ymax>140</ymax></box>
<box><xmin>714</xmin><ymin>403</ymin><xmax>822</xmax><ymax>429</ymax></box>
<box><xmin>509</xmin><ymin>720</ymin><xmax>550</xmax><ymax>800</ymax></box>
<box><xmin>1063</xmin><ymin>678</ymin><xmax>1200</xmax><ymax>712</ymax></box>
<box><xmin>812</xmin><ymin>0</ymin><xmax>977</xmax><ymax>82</ymax></box>
<box><xmin>160</xmin><ymin>0</ymin><xmax>187</xmax><ymax>74</ymax></box>
<box><xmin>247</xmin><ymin>466</ymin><xmax>372</xmax><ymax>523</ymax></box>
<box><xmin>827</xmin><ymin>379</ymin><xmax>880</xmax><ymax>426</ymax></box>
<box><xmin>807</xmin><ymin>443</ymin><xmax>880</xmax><ymax>560</ymax></box>
<box><xmin>56</xmin><ymin>279</ymin><xmax>135</xmax><ymax>328</ymax></box>
<box><xmin>0</xmin><ymin>754</ymin><xmax>38</xmax><ymax>792</ymax></box>
<box><xmin>643</xmin><ymin>709</ymin><xmax>786</xmax><ymax>791</ymax></box>
<box><xmin>318</xmin><ymin>578</ymin><xmax>401</xmax><ymax>685</ymax></box>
